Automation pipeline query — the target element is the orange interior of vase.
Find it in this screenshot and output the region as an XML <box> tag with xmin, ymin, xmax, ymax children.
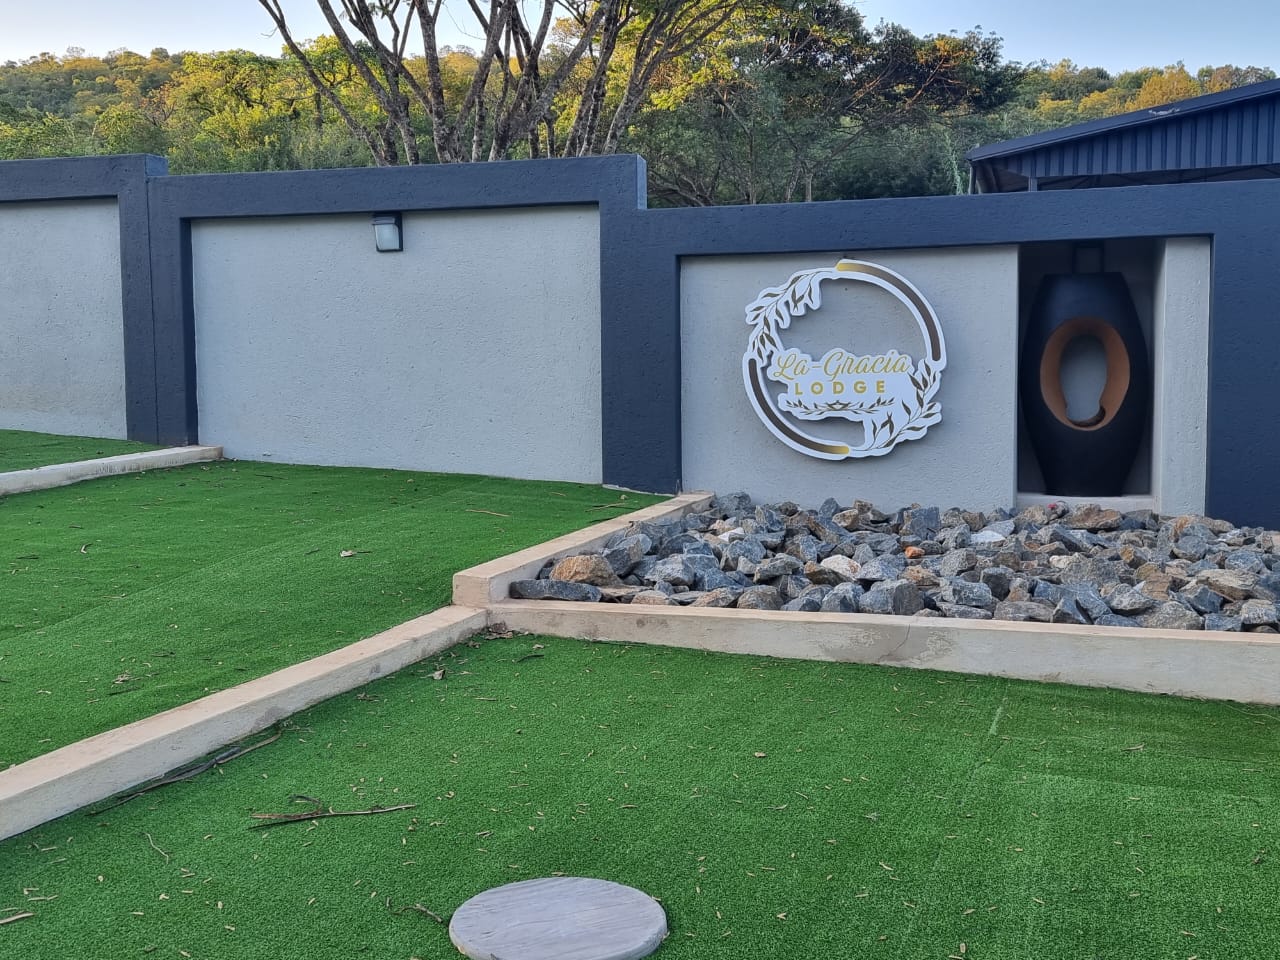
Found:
<box><xmin>1038</xmin><ymin>316</ymin><xmax>1131</xmax><ymax>431</ymax></box>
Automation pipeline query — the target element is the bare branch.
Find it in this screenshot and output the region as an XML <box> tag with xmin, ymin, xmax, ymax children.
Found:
<box><xmin>255</xmin><ymin>0</ymin><xmax>392</xmax><ymax>162</ymax></box>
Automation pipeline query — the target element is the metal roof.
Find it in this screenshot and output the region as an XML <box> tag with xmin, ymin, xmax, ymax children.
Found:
<box><xmin>967</xmin><ymin>77</ymin><xmax>1280</xmax><ymax>192</ymax></box>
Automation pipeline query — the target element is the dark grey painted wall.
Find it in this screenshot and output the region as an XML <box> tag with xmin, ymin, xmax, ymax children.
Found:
<box><xmin>610</xmin><ymin>182</ymin><xmax>1280</xmax><ymax>526</ymax></box>
<box><xmin>5</xmin><ymin>154</ymin><xmax>1280</xmax><ymax>525</ymax></box>
<box><xmin>144</xmin><ymin>157</ymin><xmax>647</xmax><ymax>448</ymax></box>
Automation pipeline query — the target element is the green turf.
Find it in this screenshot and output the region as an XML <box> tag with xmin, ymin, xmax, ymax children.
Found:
<box><xmin>2</xmin><ymin>637</ymin><xmax>1276</xmax><ymax>958</ymax></box>
<box><xmin>0</xmin><ymin>461</ymin><xmax>661</xmax><ymax>766</ymax></box>
<box><xmin>0</xmin><ymin>429</ymin><xmax>158</xmax><ymax>472</ymax></box>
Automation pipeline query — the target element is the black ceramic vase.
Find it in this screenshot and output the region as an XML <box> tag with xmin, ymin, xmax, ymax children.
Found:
<box><xmin>1019</xmin><ymin>273</ymin><xmax>1150</xmax><ymax>497</ymax></box>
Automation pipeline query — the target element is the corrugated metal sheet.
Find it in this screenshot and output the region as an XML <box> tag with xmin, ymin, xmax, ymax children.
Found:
<box><xmin>967</xmin><ymin>80</ymin><xmax>1280</xmax><ymax>192</ymax></box>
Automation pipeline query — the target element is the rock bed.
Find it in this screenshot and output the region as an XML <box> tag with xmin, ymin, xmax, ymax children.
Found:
<box><xmin>509</xmin><ymin>494</ymin><xmax>1280</xmax><ymax>632</ymax></box>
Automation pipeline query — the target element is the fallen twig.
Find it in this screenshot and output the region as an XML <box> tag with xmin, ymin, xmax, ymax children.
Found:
<box><xmin>465</xmin><ymin>509</ymin><xmax>510</xmax><ymax>518</ymax></box>
<box><xmin>389</xmin><ymin>899</ymin><xmax>446</xmax><ymax>924</ymax></box>
<box><xmin>248</xmin><ymin>800</ymin><xmax>416</xmax><ymax>830</ymax></box>
<box><xmin>0</xmin><ymin>912</ymin><xmax>34</xmax><ymax>926</ymax></box>
<box><xmin>142</xmin><ymin>832</ymin><xmax>171</xmax><ymax>863</ymax></box>
<box><xmin>514</xmin><ymin>653</ymin><xmax>544</xmax><ymax>663</ymax></box>
<box><xmin>88</xmin><ymin>728</ymin><xmax>283</xmax><ymax>815</ymax></box>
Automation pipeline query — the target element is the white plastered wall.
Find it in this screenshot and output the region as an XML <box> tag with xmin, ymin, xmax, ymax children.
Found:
<box><xmin>681</xmin><ymin>246</ymin><xmax>1020</xmax><ymax>511</ymax></box>
<box><xmin>0</xmin><ymin>199</ymin><xmax>127</xmax><ymax>438</ymax></box>
<box><xmin>192</xmin><ymin>206</ymin><xmax>602</xmax><ymax>481</ymax></box>
<box><xmin>1152</xmin><ymin>237</ymin><xmax>1211</xmax><ymax>516</ymax></box>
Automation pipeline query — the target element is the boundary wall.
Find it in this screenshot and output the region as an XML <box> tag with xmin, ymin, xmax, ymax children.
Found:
<box><xmin>0</xmin><ymin>155</ymin><xmax>164</xmax><ymax>439</ymax></box>
<box><xmin>1</xmin><ymin>154</ymin><xmax>1277</xmax><ymax>524</ymax></box>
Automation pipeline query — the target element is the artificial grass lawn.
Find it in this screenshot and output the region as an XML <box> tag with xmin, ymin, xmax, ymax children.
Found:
<box><xmin>2</xmin><ymin>636</ymin><xmax>1277</xmax><ymax>959</ymax></box>
<box><xmin>0</xmin><ymin>461</ymin><xmax>662</xmax><ymax>767</ymax></box>
<box><xmin>0</xmin><ymin>429</ymin><xmax>158</xmax><ymax>473</ymax></box>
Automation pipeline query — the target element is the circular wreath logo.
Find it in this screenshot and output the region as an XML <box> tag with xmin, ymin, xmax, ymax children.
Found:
<box><xmin>742</xmin><ymin>259</ymin><xmax>947</xmax><ymax>460</ymax></box>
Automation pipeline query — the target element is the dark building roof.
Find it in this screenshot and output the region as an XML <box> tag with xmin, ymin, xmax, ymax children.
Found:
<box><xmin>967</xmin><ymin>77</ymin><xmax>1280</xmax><ymax>192</ymax></box>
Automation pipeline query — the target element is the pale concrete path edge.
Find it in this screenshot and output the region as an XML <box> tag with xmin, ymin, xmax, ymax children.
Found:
<box><xmin>454</xmin><ymin>491</ymin><xmax>715</xmax><ymax>606</ymax></box>
<box><xmin>0</xmin><ymin>490</ymin><xmax>708</xmax><ymax>842</ymax></box>
<box><xmin>0</xmin><ymin>445</ymin><xmax>223</xmax><ymax>496</ymax></box>
<box><xmin>491</xmin><ymin>599</ymin><xmax>1280</xmax><ymax>706</ymax></box>
<box><xmin>12</xmin><ymin>485</ymin><xmax>1272</xmax><ymax>845</ymax></box>
<box><xmin>450</xmin><ymin>487</ymin><xmax>1280</xmax><ymax>707</ymax></box>
<box><xmin>0</xmin><ymin>605</ymin><xmax>485</xmax><ymax>842</ymax></box>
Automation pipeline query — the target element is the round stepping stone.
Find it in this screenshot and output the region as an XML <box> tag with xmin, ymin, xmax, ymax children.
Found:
<box><xmin>449</xmin><ymin>876</ymin><xmax>667</xmax><ymax>960</ymax></box>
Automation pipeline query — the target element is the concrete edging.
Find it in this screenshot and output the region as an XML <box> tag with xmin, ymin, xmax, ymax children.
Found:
<box><xmin>453</xmin><ymin>491</ymin><xmax>715</xmax><ymax>607</ymax></box>
<box><xmin>0</xmin><ymin>445</ymin><xmax>223</xmax><ymax>496</ymax></box>
<box><xmin>0</xmin><ymin>605</ymin><xmax>486</xmax><ymax>842</ymax></box>
<box><xmin>0</xmin><ymin>491</ymin><xmax>705</xmax><ymax>841</ymax></box>
<box><xmin>449</xmin><ymin>493</ymin><xmax>1280</xmax><ymax>706</ymax></box>
<box><xmin>487</xmin><ymin>600</ymin><xmax>1280</xmax><ymax>705</ymax></box>
<box><xmin>9</xmin><ymin>489</ymin><xmax>1275</xmax><ymax>843</ymax></box>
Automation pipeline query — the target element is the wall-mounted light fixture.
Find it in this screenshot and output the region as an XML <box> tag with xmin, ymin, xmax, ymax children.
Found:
<box><xmin>372</xmin><ymin>212</ymin><xmax>403</xmax><ymax>252</ymax></box>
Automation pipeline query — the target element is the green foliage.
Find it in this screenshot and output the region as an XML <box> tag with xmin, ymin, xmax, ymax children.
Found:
<box><xmin>0</xmin><ymin>110</ymin><xmax>100</xmax><ymax>159</ymax></box>
<box><xmin>1009</xmin><ymin>59</ymin><xmax>1277</xmax><ymax>133</ymax></box>
<box><xmin>628</xmin><ymin>3</ymin><xmax>1022</xmax><ymax>204</ymax></box>
<box><xmin>0</xmin><ymin>44</ymin><xmax>378</xmax><ymax>171</ymax></box>
<box><xmin>0</xmin><ymin>19</ymin><xmax>1274</xmax><ymax>198</ymax></box>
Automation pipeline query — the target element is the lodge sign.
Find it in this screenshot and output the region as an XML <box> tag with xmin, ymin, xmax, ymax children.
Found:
<box><xmin>742</xmin><ymin>259</ymin><xmax>947</xmax><ymax>460</ymax></box>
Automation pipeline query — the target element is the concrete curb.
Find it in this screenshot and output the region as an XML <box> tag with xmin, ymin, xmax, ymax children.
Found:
<box><xmin>10</xmin><ymin>486</ymin><xmax>1273</xmax><ymax>844</ymax></box>
<box><xmin>487</xmin><ymin>600</ymin><xmax>1280</xmax><ymax>705</ymax></box>
<box><xmin>0</xmin><ymin>491</ymin><xmax>702</xmax><ymax>842</ymax></box>
<box><xmin>0</xmin><ymin>445</ymin><xmax>223</xmax><ymax>496</ymax></box>
<box><xmin>453</xmin><ymin>491</ymin><xmax>715</xmax><ymax>607</ymax></box>
<box><xmin>447</xmin><ymin>493</ymin><xmax>1280</xmax><ymax>706</ymax></box>
<box><xmin>0</xmin><ymin>605</ymin><xmax>486</xmax><ymax>842</ymax></box>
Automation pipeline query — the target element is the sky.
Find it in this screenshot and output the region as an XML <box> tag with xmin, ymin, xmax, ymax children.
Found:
<box><xmin>2</xmin><ymin>0</ymin><xmax>1278</xmax><ymax>74</ymax></box>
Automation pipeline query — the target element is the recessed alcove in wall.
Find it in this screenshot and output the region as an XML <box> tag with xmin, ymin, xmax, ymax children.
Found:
<box><xmin>1016</xmin><ymin>237</ymin><xmax>1211</xmax><ymax>516</ymax></box>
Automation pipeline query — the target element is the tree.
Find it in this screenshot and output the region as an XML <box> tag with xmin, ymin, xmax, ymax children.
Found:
<box><xmin>628</xmin><ymin>4</ymin><xmax>1019</xmax><ymax>204</ymax></box>
<box><xmin>254</xmin><ymin>0</ymin><xmax>740</xmax><ymax>163</ymax></box>
<box><xmin>1128</xmin><ymin>63</ymin><xmax>1201</xmax><ymax>111</ymax></box>
<box><xmin>0</xmin><ymin>108</ymin><xmax>99</xmax><ymax>159</ymax></box>
<box><xmin>1198</xmin><ymin>64</ymin><xmax>1276</xmax><ymax>92</ymax></box>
